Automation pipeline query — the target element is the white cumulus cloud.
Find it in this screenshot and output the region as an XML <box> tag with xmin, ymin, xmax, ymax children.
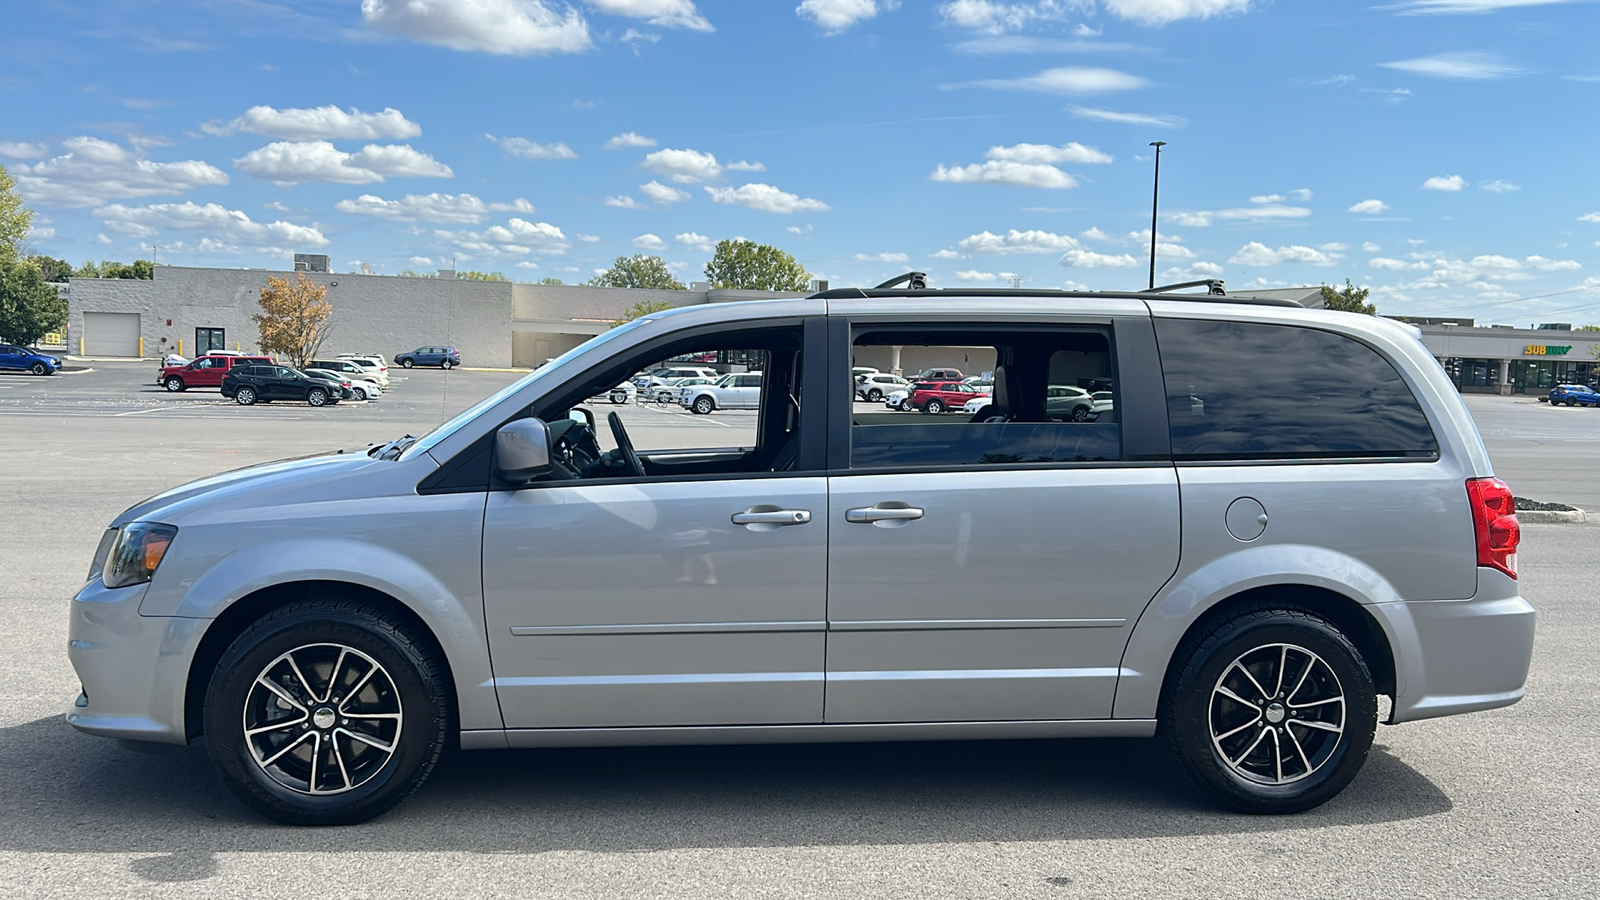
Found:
<box><xmin>1060</xmin><ymin>248</ymin><xmax>1141</xmax><ymax>268</ymax></box>
<box><xmin>334</xmin><ymin>192</ymin><xmax>532</xmax><ymax>223</ymax></box>
<box><xmin>1349</xmin><ymin>199</ymin><xmax>1390</xmax><ymax>214</ymax></box>
<box><xmin>938</xmin><ymin>1</ymin><xmax>1083</xmax><ymax>33</ymax></box>
<box><xmin>986</xmin><ymin>141</ymin><xmax>1113</xmax><ymax>164</ymax></box>
<box><xmin>632</xmin><ymin>233</ymin><xmax>666</xmax><ymax>250</ymax></box>
<box><xmin>13</xmin><ymin>137</ymin><xmax>229</xmax><ymax>208</ymax></box>
<box><xmin>957</xmin><ymin>228</ymin><xmax>1080</xmax><ymax>255</ymax></box>
<box><xmin>1422</xmin><ymin>174</ymin><xmax>1465</xmax><ymax>191</ymax></box>
<box><xmin>640</xmin><ymin>180</ymin><xmax>690</xmax><ymax>204</ymax></box>
<box><xmin>203</xmin><ymin>105</ymin><xmax>421</xmax><ymax>140</ymax></box>
<box><xmin>1104</xmin><ymin>0</ymin><xmax>1258</xmax><ymax>27</ymax></box>
<box><xmin>1228</xmin><ymin>242</ymin><xmax>1336</xmax><ymax>266</ymax></box>
<box><xmin>0</xmin><ymin>141</ymin><xmax>48</xmax><ymax>159</ymax></box>
<box><xmin>675</xmin><ymin>231</ymin><xmax>714</xmax><ymax>251</ymax></box>
<box><xmin>798</xmin><ymin>0</ymin><xmax>898</xmax><ymax>32</ymax></box>
<box><xmin>604</xmin><ymin>195</ymin><xmax>645</xmax><ymax>209</ymax></box>
<box><xmin>360</xmin><ymin>0</ymin><xmax>593</xmax><ymax>55</ymax></box>
<box><xmin>931</xmin><ymin>160</ymin><xmax>1078</xmax><ymax>189</ymax></box>
<box><xmin>434</xmin><ymin>217</ymin><xmax>570</xmax><ymax>256</ymax></box>
<box><xmin>1480</xmin><ymin>179</ymin><xmax>1519</xmax><ymax>192</ymax></box>
<box><xmin>1579</xmin><ymin>212</ymin><xmax>1600</xmax><ymax>223</ymax></box>
<box><xmin>641</xmin><ymin>147</ymin><xmax>722</xmax><ymax>183</ymax></box>
<box><xmin>974</xmin><ymin>66</ymin><xmax>1148</xmax><ymax>95</ymax></box>
<box><xmin>587</xmin><ymin>0</ymin><xmax>713</xmax><ymax>31</ymax></box>
<box><xmin>95</xmin><ymin>201</ymin><xmax>327</xmax><ymax>249</ymax></box>
<box><xmin>605</xmin><ymin>131</ymin><xmax>657</xmax><ymax>149</ymax></box>
<box><xmin>705</xmin><ymin>183</ymin><xmax>830</xmax><ymax>214</ymax></box>
<box><xmin>499</xmin><ymin>137</ymin><xmax>578</xmax><ymax>160</ymax></box>
<box><xmin>853</xmin><ymin>252</ymin><xmax>911</xmax><ymax>263</ymax></box>
<box><xmin>952</xmin><ymin>269</ymin><xmax>1021</xmax><ymax>282</ymax></box>
<box><xmin>234</xmin><ymin>141</ymin><xmax>453</xmax><ymax>184</ymax></box>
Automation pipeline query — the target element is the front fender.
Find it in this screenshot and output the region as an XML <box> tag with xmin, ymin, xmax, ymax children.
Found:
<box><xmin>1112</xmin><ymin>543</ymin><xmax>1404</xmax><ymax>719</ymax></box>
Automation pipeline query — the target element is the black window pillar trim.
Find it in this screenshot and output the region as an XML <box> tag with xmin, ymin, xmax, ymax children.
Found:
<box><xmin>1112</xmin><ymin>315</ymin><xmax>1171</xmax><ymax>461</ymax></box>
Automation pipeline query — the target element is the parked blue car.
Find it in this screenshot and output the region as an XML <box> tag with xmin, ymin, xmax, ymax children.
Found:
<box><xmin>0</xmin><ymin>344</ymin><xmax>62</xmax><ymax>375</ymax></box>
<box><xmin>393</xmin><ymin>345</ymin><xmax>460</xmax><ymax>369</ymax></box>
<box><xmin>1548</xmin><ymin>384</ymin><xmax>1600</xmax><ymax>407</ymax></box>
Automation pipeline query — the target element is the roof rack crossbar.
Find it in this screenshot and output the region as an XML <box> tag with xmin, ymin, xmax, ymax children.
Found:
<box><xmin>1147</xmin><ymin>278</ymin><xmax>1226</xmax><ymax>296</ymax></box>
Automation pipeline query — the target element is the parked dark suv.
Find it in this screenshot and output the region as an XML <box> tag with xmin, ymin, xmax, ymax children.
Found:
<box><xmin>394</xmin><ymin>346</ymin><xmax>460</xmax><ymax>369</ymax></box>
<box><xmin>221</xmin><ymin>364</ymin><xmax>345</xmax><ymax>406</ymax></box>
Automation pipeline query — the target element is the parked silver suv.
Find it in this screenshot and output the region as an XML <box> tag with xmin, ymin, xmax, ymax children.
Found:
<box><xmin>67</xmin><ymin>284</ymin><xmax>1535</xmax><ymax>825</ymax></box>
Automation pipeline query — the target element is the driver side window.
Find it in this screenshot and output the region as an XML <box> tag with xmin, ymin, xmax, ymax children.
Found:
<box><xmin>534</xmin><ymin>326</ymin><xmax>810</xmax><ymax>482</ymax></box>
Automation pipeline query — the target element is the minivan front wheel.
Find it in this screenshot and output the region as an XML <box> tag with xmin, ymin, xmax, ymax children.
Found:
<box><xmin>203</xmin><ymin>600</ymin><xmax>449</xmax><ymax>825</ymax></box>
<box><xmin>1164</xmin><ymin>606</ymin><xmax>1377</xmax><ymax>814</ymax></box>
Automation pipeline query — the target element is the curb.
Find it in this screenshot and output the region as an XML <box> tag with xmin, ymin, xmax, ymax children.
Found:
<box><xmin>461</xmin><ymin>366</ymin><xmax>533</xmax><ymax>373</ymax></box>
<box><xmin>1518</xmin><ymin>508</ymin><xmax>1587</xmax><ymax>524</ymax></box>
<box><xmin>56</xmin><ymin>367</ymin><xmax>95</xmax><ymax>376</ymax></box>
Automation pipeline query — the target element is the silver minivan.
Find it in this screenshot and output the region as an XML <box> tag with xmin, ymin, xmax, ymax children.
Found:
<box><xmin>67</xmin><ymin>286</ymin><xmax>1535</xmax><ymax>824</ymax></box>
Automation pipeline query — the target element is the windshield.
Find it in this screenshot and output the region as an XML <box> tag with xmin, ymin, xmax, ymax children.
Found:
<box><xmin>399</xmin><ymin>316</ymin><xmax>654</xmax><ymax>462</ymax></box>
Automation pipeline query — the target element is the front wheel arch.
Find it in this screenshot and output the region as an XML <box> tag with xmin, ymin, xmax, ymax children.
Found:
<box><xmin>184</xmin><ymin>580</ymin><xmax>458</xmax><ymax>745</ymax></box>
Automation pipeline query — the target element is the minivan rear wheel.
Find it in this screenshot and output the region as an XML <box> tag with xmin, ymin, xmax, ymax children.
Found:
<box><xmin>203</xmin><ymin>600</ymin><xmax>449</xmax><ymax>825</ymax></box>
<box><xmin>1164</xmin><ymin>605</ymin><xmax>1377</xmax><ymax>814</ymax></box>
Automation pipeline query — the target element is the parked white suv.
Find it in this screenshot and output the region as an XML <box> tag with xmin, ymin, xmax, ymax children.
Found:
<box><xmin>67</xmin><ymin>284</ymin><xmax>1534</xmax><ymax>825</ymax></box>
<box><xmin>679</xmin><ymin>372</ymin><xmax>763</xmax><ymax>414</ymax></box>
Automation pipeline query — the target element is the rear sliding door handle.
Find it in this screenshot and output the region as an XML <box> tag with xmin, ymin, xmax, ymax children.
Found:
<box><xmin>731</xmin><ymin>509</ymin><xmax>811</xmax><ymax>526</ymax></box>
<box><xmin>845</xmin><ymin>505</ymin><xmax>925</xmax><ymax>524</ymax></box>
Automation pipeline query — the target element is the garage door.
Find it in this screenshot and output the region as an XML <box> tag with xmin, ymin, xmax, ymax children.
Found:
<box><xmin>82</xmin><ymin>312</ymin><xmax>142</xmax><ymax>357</ymax></box>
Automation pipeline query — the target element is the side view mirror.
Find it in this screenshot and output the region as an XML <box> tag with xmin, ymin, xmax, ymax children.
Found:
<box><xmin>495</xmin><ymin>418</ymin><xmax>553</xmax><ymax>483</ymax></box>
<box><xmin>568</xmin><ymin>407</ymin><xmax>595</xmax><ymax>430</ymax></box>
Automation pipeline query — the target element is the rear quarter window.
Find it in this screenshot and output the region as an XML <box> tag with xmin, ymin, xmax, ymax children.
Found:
<box><xmin>1155</xmin><ymin>318</ymin><xmax>1438</xmax><ymax>461</ymax></box>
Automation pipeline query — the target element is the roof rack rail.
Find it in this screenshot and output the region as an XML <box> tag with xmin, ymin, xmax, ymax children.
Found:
<box><xmin>873</xmin><ymin>271</ymin><xmax>927</xmax><ymax>290</ymax></box>
<box><xmin>1147</xmin><ymin>278</ymin><xmax>1226</xmax><ymax>295</ymax></box>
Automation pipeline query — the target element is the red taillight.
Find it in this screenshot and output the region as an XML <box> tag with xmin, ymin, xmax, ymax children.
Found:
<box><xmin>1466</xmin><ymin>477</ymin><xmax>1520</xmax><ymax>579</ymax></box>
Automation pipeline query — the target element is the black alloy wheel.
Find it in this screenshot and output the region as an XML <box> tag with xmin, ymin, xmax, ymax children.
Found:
<box><xmin>1165</xmin><ymin>604</ymin><xmax>1377</xmax><ymax>814</ymax></box>
<box><xmin>30</xmin><ymin>362</ymin><xmax>49</xmax><ymax>376</ymax></box>
<box><xmin>203</xmin><ymin>599</ymin><xmax>450</xmax><ymax>825</ymax></box>
<box><xmin>867</xmin><ymin>388</ymin><xmax>883</xmax><ymax>401</ymax></box>
<box><xmin>1071</xmin><ymin>405</ymin><xmax>1091</xmax><ymax>422</ymax></box>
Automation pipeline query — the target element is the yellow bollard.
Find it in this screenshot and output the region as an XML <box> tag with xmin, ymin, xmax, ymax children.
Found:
<box><xmin>178</xmin><ymin>338</ymin><xmax>182</xmax><ymax>355</ymax></box>
<box><xmin>139</xmin><ymin>336</ymin><xmax>144</xmax><ymax>358</ymax></box>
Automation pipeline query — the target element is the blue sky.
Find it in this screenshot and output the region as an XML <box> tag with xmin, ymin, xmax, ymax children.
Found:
<box><xmin>3</xmin><ymin>0</ymin><xmax>1598</xmax><ymax>324</ymax></box>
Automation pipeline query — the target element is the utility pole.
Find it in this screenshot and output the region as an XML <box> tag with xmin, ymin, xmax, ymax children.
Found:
<box><xmin>1148</xmin><ymin>141</ymin><xmax>1166</xmax><ymax>291</ymax></box>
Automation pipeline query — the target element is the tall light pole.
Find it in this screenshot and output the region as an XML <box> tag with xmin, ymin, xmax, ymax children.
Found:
<box><xmin>1147</xmin><ymin>141</ymin><xmax>1166</xmax><ymax>291</ymax></box>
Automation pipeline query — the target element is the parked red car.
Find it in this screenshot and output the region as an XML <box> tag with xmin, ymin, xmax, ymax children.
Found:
<box><xmin>158</xmin><ymin>354</ymin><xmax>273</xmax><ymax>392</ymax></box>
<box><xmin>911</xmin><ymin>381</ymin><xmax>988</xmax><ymax>414</ymax></box>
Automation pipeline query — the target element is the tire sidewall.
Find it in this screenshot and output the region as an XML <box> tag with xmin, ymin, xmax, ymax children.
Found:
<box><xmin>204</xmin><ymin>607</ymin><xmax>445</xmax><ymax>825</ymax></box>
<box><xmin>236</xmin><ymin>387</ymin><xmax>256</xmax><ymax>405</ymax></box>
<box><xmin>1168</xmin><ymin>613</ymin><xmax>1377</xmax><ymax>814</ymax></box>
<box><xmin>401</xmin><ymin>359</ymin><xmax>414</xmax><ymax>368</ymax></box>
<box><xmin>166</xmin><ymin>377</ymin><xmax>185</xmax><ymax>392</ymax></box>
<box><xmin>693</xmin><ymin>396</ymin><xmax>714</xmax><ymax>414</ymax></box>
<box><xmin>31</xmin><ymin>362</ymin><xmax>48</xmax><ymax>376</ymax></box>
<box><xmin>308</xmin><ymin>388</ymin><xmax>327</xmax><ymax>406</ymax></box>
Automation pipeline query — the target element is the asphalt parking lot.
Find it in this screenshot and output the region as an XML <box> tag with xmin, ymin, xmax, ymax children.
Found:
<box><xmin>1</xmin><ymin>361</ymin><xmax>1596</xmax><ymax>899</ymax></box>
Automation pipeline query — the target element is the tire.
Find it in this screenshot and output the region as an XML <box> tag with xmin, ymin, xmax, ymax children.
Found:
<box><xmin>400</xmin><ymin>359</ymin><xmax>414</xmax><ymax>369</ymax></box>
<box><xmin>867</xmin><ymin>388</ymin><xmax>883</xmax><ymax>402</ymax></box>
<box><xmin>352</xmin><ymin>386</ymin><xmax>368</xmax><ymax>401</ymax></box>
<box><xmin>1565</xmin><ymin>398</ymin><xmax>1577</xmax><ymax>407</ymax></box>
<box><xmin>235</xmin><ymin>386</ymin><xmax>257</xmax><ymax>406</ymax></box>
<box><xmin>165</xmin><ymin>376</ymin><xmax>185</xmax><ymax>392</ymax></box>
<box><xmin>202</xmin><ymin>599</ymin><xmax>449</xmax><ymax>825</ymax></box>
<box><xmin>1164</xmin><ymin>604</ymin><xmax>1377</xmax><ymax>815</ymax></box>
<box><xmin>610</xmin><ymin>392</ymin><xmax>626</xmax><ymax>405</ymax></box>
<box><xmin>925</xmin><ymin>399</ymin><xmax>944</xmax><ymax>414</ymax></box>
<box><xmin>307</xmin><ymin>388</ymin><xmax>329</xmax><ymax>407</ymax></box>
<box><xmin>30</xmin><ymin>362</ymin><xmax>49</xmax><ymax>376</ymax></box>
<box><xmin>1071</xmin><ymin>405</ymin><xmax>1091</xmax><ymax>422</ymax></box>
<box><xmin>898</xmin><ymin>398</ymin><xmax>914</xmax><ymax>411</ymax></box>
<box><xmin>692</xmin><ymin>395</ymin><xmax>715</xmax><ymax>415</ymax></box>
<box><xmin>441</xmin><ymin>359</ymin><xmax>453</xmax><ymax>370</ymax></box>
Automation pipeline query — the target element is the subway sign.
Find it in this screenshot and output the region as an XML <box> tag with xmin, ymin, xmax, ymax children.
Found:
<box><xmin>1524</xmin><ymin>345</ymin><xmax>1572</xmax><ymax>356</ymax></box>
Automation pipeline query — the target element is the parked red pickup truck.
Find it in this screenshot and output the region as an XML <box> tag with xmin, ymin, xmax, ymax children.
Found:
<box><xmin>158</xmin><ymin>354</ymin><xmax>273</xmax><ymax>391</ymax></box>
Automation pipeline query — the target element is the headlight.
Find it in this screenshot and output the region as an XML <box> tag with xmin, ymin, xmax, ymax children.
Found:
<box><xmin>87</xmin><ymin>527</ymin><xmax>118</xmax><ymax>582</ymax></box>
<box><xmin>101</xmin><ymin>522</ymin><xmax>178</xmax><ymax>589</ymax></box>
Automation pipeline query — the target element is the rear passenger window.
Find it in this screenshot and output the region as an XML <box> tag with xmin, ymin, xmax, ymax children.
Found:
<box><xmin>849</xmin><ymin>326</ymin><xmax>1120</xmax><ymax>469</ymax></box>
<box><xmin>1155</xmin><ymin>318</ymin><xmax>1438</xmax><ymax>461</ymax></box>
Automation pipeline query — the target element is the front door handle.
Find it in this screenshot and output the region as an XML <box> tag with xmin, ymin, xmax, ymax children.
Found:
<box><xmin>731</xmin><ymin>508</ymin><xmax>811</xmax><ymax>526</ymax></box>
<box><xmin>845</xmin><ymin>505</ymin><xmax>925</xmax><ymax>524</ymax></box>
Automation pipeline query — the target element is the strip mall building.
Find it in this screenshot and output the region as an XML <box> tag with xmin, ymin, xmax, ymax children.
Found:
<box><xmin>60</xmin><ymin>265</ymin><xmax>1598</xmax><ymax>392</ymax></box>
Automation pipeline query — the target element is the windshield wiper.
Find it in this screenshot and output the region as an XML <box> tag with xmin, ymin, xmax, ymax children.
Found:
<box><xmin>369</xmin><ymin>434</ymin><xmax>418</xmax><ymax>460</ymax></box>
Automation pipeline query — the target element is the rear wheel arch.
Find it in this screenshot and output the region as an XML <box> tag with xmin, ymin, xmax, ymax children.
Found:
<box><xmin>1157</xmin><ymin>584</ymin><xmax>1397</xmax><ymax>713</ymax></box>
<box><xmin>184</xmin><ymin>580</ymin><xmax>458</xmax><ymax>744</ymax></box>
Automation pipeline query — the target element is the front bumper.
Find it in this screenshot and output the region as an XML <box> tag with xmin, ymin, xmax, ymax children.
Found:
<box><xmin>1372</xmin><ymin>568</ymin><xmax>1536</xmax><ymax>724</ymax></box>
<box><xmin>65</xmin><ymin>577</ymin><xmax>202</xmax><ymax>744</ymax></box>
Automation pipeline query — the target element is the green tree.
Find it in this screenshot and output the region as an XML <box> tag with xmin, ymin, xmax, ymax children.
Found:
<box><xmin>586</xmin><ymin>255</ymin><xmax>686</xmax><ymax>290</ymax></box>
<box><xmin>254</xmin><ymin>273</ymin><xmax>333</xmax><ymax>367</ymax></box>
<box><xmin>0</xmin><ymin>164</ymin><xmax>32</xmax><ymax>265</ymax></box>
<box><xmin>75</xmin><ymin>259</ymin><xmax>154</xmax><ymax>279</ymax></box>
<box><xmin>459</xmin><ymin>270</ymin><xmax>508</xmax><ymax>281</ymax></box>
<box><xmin>611</xmin><ymin>297</ymin><xmax>677</xmax><ymax>328</ymax></box>
<box><xmin>27</xmin><ymin>254</ymin><xmax>74</xmax><ymax>283</ymax></box>
<box><xmin>396</xmin><ymin>269</ymin><xmax>435</xmax><ymax>278</ymax></box>
<box><xmin>0</xmin><ymin>261</ymin><xmax>68</xmax><ymax>346</ymax></box>
<box><xmin>703</xmin><ymin>239</ymin><xmax>810</xmax><ymax>291</ymax></box>
<box><xmin>1319</xmin><ymin>279</ymin><xmax>1377</xmax><ymax>315</ymax></box>
<box><xmin>535</xmin><ymin>277</ymin><xmax>565</xmax><ymax>285</ymax></box>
